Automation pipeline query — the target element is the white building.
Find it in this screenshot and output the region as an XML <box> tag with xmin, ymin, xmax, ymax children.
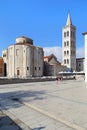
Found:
<box><xmin>2</xmin><ymin>36</ymin><xmax>44</xmax><ymax>78</ymax></box>
<box><xmin>83</xmin><ymin>32</ymin><xmax>87</xmax><ymax>82</ymax></box>
<box><xmin>62</xmin><ymin>13</ymin><xmax>76</xmax><ymax>71</ymax></box>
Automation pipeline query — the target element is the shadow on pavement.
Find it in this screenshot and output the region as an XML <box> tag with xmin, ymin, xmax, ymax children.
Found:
<box><xmin>0</xmin><ymin>114</ymin><xmax>22</xmax><ymax>130</ymax></box>
<box><xmin>32</xmin><ymin>126</ymin><xmax>46</xmax><ymax>130</ymax></box>
<box><xmin>0</xmin><ymin>90</ymin><xmax>46</xmax><ymax>110</ymax></box>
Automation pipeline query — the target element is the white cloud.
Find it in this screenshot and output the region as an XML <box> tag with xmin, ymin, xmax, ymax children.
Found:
<box><xmin>43</xmin><ymin>46</ymin><xmax>85</xmax><ymax>62</ymax></box>
<box><xmin>43</xmin><ymin>46</ymin><xmax>62</xmax><ymax>62</ymax></box>
<box><xmin>76</xmin><ymin>47</ymin><xmax>85</xmax><ymax>58</ymax></box>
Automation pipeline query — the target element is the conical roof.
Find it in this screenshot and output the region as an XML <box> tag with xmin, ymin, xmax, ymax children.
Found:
<box><xmin>66</xmin><ymin>12</ymin><xmax>72</xmax><ymax>26</ymax></box>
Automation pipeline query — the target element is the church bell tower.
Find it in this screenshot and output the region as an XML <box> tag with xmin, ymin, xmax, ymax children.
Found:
<box><xmin>62</xmin><ymin>12</ymin><xmax>76</xmax><ymax>71</ymax></box>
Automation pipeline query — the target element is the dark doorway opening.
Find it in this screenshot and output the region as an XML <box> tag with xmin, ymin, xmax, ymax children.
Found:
<box><xmin>17</xmin><ymin>70</ymin><xmax>20</xmax><ymax>76</ymax></box>
<box><xmin>4</xmin><ymin>63</ymin><xmax>7</xmax><ymax>76</ymax></box>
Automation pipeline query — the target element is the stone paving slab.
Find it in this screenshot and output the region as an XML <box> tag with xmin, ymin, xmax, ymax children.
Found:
<box><xmin>0</xmin><ymin>98</ymin><xmax>75</xmax><ymax>130</ymax></box>
<box><xmin>0</xmin><ymin>110</ymin><xmax>22</xmax><ymax>130</ymax></box>
<box><xmin>0</xmin><ymin>79</ymin><xmax>87</xmax><ymax>130</ymax></box>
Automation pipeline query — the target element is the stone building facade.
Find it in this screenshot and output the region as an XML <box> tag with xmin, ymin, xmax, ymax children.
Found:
<box><xmin>2</xmin><ymin>36</ymin><xmax>44</xmax><ymax>78</ymax></box>
<box><xmin>76</xmin><ymin>58</ymin><xmax>85</xmax><ymax>72</ymax></box>
<box><xmin>62</xmin><ymin>13</ymin><xmax>76</xmax><ymax>71</ymax></box>
<box><xmin>0</xmin><ymin>57</ymin><xmax>4</xmax><ymax>76</ymax></box>
<box><xmin>44</xmin><ymin>54</ymin><xmax>67</xmax><ymax>76</ymax></box>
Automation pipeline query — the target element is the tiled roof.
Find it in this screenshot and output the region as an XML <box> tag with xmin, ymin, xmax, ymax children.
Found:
<box><xmin>44</xmin><ymin>54</ymin><xmax>61</xmax><ymax>65</ymax></box>
<box><xmin>16</xmin><ymin>43</ymin><xmax>36</xmax><ymax>49</ymax></box>
<box><xmin>44</xmin><ymin>54</ymin><xmax>57</xmax><ymax>60</ymax></box>
<box><xmin>15</xmin><ymin>42</ymin><xmax>42</xmax><ymax>49</ymax></box>
<box><xmin>17</xmin><ymin>36</ymin><xmax>33</xmax><ymax>41</ymax></box>
<box><xmin>44</xmin><ymin>56</ymin><xmax>50</xmax><ymax>59</ymax></box>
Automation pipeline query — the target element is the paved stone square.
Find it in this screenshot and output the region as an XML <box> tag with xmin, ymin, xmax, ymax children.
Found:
<box><xmin>0</xmin><ymin>110</ymin><xmax>22</xmax><ymax>130</ymax></box>
<box><xmin>0</xmin><ymin>78</ymin><xmax>87</xmax><ymax>130</ymax></box>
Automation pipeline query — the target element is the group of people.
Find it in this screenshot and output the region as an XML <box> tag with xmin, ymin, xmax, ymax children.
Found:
<box><xmin>56</xmin><ymin>74</ymin><xmax>76</xmax><ymax>84</ymax></box>
<box><xmin>56</xmin><ymin>75</ymin><xmax>63</xmax><ymax>84</ymax></box>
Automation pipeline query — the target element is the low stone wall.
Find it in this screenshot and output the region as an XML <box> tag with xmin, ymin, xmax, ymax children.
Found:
<box><xmin>0</xmin><ymin>73</ymin><xmax>85</xmax><ymax>85</ymax></box>
<box><xmin>0</xmin><ymin>77</ymin><xmax>56</xmax><ymax>85</ymax></box>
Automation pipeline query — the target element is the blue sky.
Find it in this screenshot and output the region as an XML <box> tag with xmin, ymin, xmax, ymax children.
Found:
<box><xmin>0</xmin><ymin>0</ymin><xmax>86</xmax><ymax>60</ymax></box>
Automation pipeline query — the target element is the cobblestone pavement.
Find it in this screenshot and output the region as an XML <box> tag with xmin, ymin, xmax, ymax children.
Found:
<box><xmin>0</xmin><ymin>79</ymin><xmax>87</xmax><ymax>130</ymax></box>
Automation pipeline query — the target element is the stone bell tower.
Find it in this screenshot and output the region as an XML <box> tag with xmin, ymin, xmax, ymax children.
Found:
<box><xmin>62</xmin><ymin>12</ymin><xmax>76</xmax><ymax>71</ymax></box>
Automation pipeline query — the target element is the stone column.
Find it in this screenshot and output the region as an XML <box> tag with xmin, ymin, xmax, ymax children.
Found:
<box><xmin>83</xmin><ymin>32</ymin><xmax>87</xmax><ymax>82</ymax></box>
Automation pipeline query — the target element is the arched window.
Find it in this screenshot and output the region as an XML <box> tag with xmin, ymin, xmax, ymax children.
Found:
<box><xmin>71</xmin><ymin>31</ymin><xmax>72</xmax><ymax>37</ymax></box>
<box><xmin>64</xmin><ymin>59</ymin><xmax>66</xmax><ymax>64</ymax></box>
<box><xmin>67</xmin><ymin>31</ymin><xmax>69</xmax><ymax>36</ymax></box>
<box><xmin>35</xmin><ymin>67</ymin><xmax>37</xmax><ymax>70</ymax></box>
<box><xmin>64</xmin><ymin>51</ymin><xmax>66</xmax><ymax>55</ymax></box>
<box><xmin>73</xmin><ymin>41</ymin><xmax>75</xmax><ymax>47</ymax></box>
<box><xmin>71</xmin><ymin>50</ymin><xmax>72</xmax><ymax>55</ymax></box>
<box><xmin>67</xmin><ymin>41</ymin><xmax>69</xmax><ymax>46</ymax></box>
<box><xmin>67</xmin><ymin>59</ymin><xmax>69</xmax><ymax>64</ymax></box>
<box><xmin>64</xmin><ymin>32</ymin><xmax>66</xmax><ymax>37</ymax></box>
<box><xmin>71</xmin><ymin>41</ymin><xmax>73</xmax><ymax>47</ymax></box>
<box><xmin>64</xmin><ymin>42</ymin><xmax>66</xmax><ymax>46</ymax></box>
<box><xmin>73</xmin><ymin>32</ymin><xmax>75</xmax><ymax>38</ymax></box>
<box><xmin>73</xmin><ymin>51</ymin><xmax>75</xmax><ymax>55</ymax></box>
<box><xmin>67</xmin><ymin>50</ymin><xmax>69</xmax><ymax>55</ymax></box>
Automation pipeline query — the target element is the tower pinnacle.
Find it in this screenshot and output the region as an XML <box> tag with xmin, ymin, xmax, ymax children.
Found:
<box><xmin>66</xmin><ymin>12</ymin><xmax>72</xmax><ymax>26</ymax></box>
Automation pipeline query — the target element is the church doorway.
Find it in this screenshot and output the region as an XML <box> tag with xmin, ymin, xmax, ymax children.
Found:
<box><xmin>4</xmin><ymin>63</ymin><xmax>7</xmax><ymax>76</ymax></box>
<box><xmin>17</xmin><ymin>70</ymin><xmax>20</xmax><ymax>76</ymax></box>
